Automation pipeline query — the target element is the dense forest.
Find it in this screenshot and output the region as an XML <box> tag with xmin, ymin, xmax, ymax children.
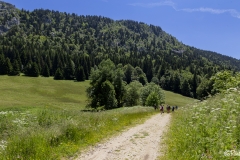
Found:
<box><xmin>1</xmin><ymin>1</ymin><xmax>240</xmax><ymax>100</ymax></box>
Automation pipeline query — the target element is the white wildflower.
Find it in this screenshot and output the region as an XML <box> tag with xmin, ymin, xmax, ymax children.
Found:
<box><xmin>0</xmin><ymin>140</ymin><xmax>7</xmax><ymax>151</ymax></box>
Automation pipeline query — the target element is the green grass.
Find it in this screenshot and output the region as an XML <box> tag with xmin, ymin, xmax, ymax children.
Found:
<box><xmin>0</xmin><ymin>76</ymin><xmax>158</xmax><ymax>159</ymax></box>
<box><xmin>161</xmin><ymin>89</ymin><xmax>240</xmax><ymax>160</ymax></box>
<box><xmin>0</xmin><ymin>75</ymin><xmax>196</xmax><ymax>159</ymax></box>
<box><xmin>0</xmin><ymin>75</ymin><xmax>89</xmax><ymax>110</ymax></box>
<box><xmin>0</xmin><ymin>106</ymin><xmax>156</xmax><ymax>159</ymax></box>
<box><xmin>164</xmin><ymin>90</ymin><xmax>197</xmax><ymax>107</ymax></box>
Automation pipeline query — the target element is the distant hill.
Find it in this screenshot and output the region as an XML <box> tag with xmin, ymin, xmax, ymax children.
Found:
<box><xmin>0</xmin><ymin>1</ymin><xmax>240</xmax><ymax>98</ymax></box>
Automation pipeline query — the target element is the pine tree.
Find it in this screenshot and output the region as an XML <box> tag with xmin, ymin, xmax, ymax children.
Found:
<box><xmin>173</xmin><ymin>72</ymin><xmax>181</xmax><ymax>93</ymax></box>
<box><xmin>5</xmin><ymin>58</ymin><xmax>13</xmax><ymax>75</ymax></box>
<box><xmin>9</xmin><ymin>59</ymin><xmax>20</xmax><ymax>76</ymax></box>
<box><xmin>181</xmin><ymin>79</ymin><xmax>191</xmax><ymax>97</ymax></box>
<box><xmin>191</xmin><ymin>71</ymin><xmax>198</xmax><ymax>98</ymax></box>
<box><xmin>0</xmin><ymin>53</ymin><xmax>6</xmax><ymax>75</ymax></box>
<box><xmin>124</xmin><ymin>64</ymin><xmax>134</xmax><ymax>84</ymax></box>
<box><xmin>42</xmin><ymin>64</ymin><xmax>50</xmax><ymax>77</ymax></box>
<box><xmin>54</xmin><ymin>68</ymin><xmax>64</xmax><ymax>80</ymax></box>
<box><xmin>64</xmin><ymin>58</ymin><xmax>75</xmax><ymax>80</ymax></box>
<box><xmin>30</xmin><ymin>62</ymin><xmax>40</xmax><ymax>77</ymax></box>
<box><xmin>75</xmin><ymin>66</ymin><xmax>85</xmax><ymax>81</ymax></box>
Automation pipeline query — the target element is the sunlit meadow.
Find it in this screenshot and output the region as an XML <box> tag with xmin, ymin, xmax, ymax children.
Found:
<box><xmin>0</xmin><ymin>76</ymin><xmax>195</xmax><ymax>159</ymax></box>
<box><xmin>0</xmin><ymin>76</ymin><xmax>158</xmax><ymax>159</ymax></box>
<box><xmin>161</xmin><ymin>88</ymin><xmax>240</xmax><ymax>160</ymax></box>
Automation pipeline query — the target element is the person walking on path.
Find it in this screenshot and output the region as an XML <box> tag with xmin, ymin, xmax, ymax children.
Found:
<box><xmin>160</xmin><ymin>105</ymin><xmax>164</xmax><ymax>114</ymax></box>
<box><xmin>167</xmin><ymin>105</ymin><xmax>171</xmax><ymax>113</ymax></box>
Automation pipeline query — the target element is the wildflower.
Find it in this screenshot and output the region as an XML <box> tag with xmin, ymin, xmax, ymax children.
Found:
<box><xmin>112</xmin><ymin>117</ymin><xmax>118</xmax><ymax>121</ymax></box>
<box><xmin>0</xmin><ymin>140</ymin><xmax>7</xmax><ymax>151</ymax></box>
<box><xmin>12</xmin><ymin>118</ymin><xmax>28</xmax><ymax>126</ymax></box>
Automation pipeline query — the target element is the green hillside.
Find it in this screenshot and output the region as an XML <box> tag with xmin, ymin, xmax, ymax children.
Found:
<box><xmin>164</xmin><ymin>90</ymin><xmax>198</xmax><ymax>107</ymax></box>
<box><xmin>0</xmin><ymin>75</ymin><xmax>195</xmax><ymax>109</ymax></box>
<box><xmin>0</xmin><ymin>75</ymin><xmax>89</xmax><ymax>109</ymax></box>
<box><xmin>1</xmin><ymin>1</ymin><xmax>240</xmax><ymax>99</ymax></box>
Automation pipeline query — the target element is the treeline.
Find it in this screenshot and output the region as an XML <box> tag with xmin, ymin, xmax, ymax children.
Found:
<box><xmin>1</xmin><ymin>3</ymin><xmax>240</xmax><ymax>99</ymax></box>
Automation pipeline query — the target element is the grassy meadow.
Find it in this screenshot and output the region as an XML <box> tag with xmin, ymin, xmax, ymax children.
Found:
<box><xmin>161</xmin><ymin>88</ymin><xmax>240</xmax><ymax>160</ymax></box>
<box><xmin>0</xmin><ymin>75</ymin><xmax>89</xmax><ymax>110</ymax></box>
<box><xmin>0</xmin><ymin>76</ymin><xmax>181</xmax><ymax>159</ymax></box>
<box><xmin>163</xmin><ymin>90</ymin><xmax>196</xmax><ymax>107</ymax></box>
<box><xmin>0</xmin><ymin>75</ymin><xmax>196</xmax><ymax>159</ymax></box>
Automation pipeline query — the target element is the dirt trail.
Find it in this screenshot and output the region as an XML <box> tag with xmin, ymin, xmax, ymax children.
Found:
<box><xmin>76</xmin><ymin>113</ymin><xmax>171</xmax><ymax>160</ymax></box>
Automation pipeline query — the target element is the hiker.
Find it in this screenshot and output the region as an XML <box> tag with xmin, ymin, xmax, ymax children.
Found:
<box><xmin>172</xmin><ymin>106</ymin><xmax>175</xmax><ymax>112</ymax></box>
<box><xmin>175</xmin><ymin>106</ymin><xmax>178</xmax><ymax>110</ymax></box>
<box><xmin>160</xmin><ymin>105</ymin><xmax>164</xmax><ymax>114</ymax></box>
<box><xmin>167</xmin><ymin>105</ymin><xmax>171</xmax><ymax>113</ymax></box>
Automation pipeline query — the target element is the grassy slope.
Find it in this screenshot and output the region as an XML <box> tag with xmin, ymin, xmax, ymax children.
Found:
<box><xmin>0</xmin><ymin>76</ymin><xmax>195</xmax><ymax>109</ymax></box>
<box><xmin>164</xmin><ymin>90</ymin><xmax>197</xmax><ymax>107</ymax></box>
<box><xmin>0</xmin><ymin>76</ymin><xmax>195</xmax><ymax>159</ymax></box>
<box><xmin>0</xmin><ymin>76</ymin><xmax>89</xmax><ymax>110</ymax></box>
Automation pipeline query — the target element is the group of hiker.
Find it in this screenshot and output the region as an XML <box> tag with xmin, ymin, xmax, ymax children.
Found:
<box><xmin>154</xmin><ymin>105</ymin><xmax>178</xmax><ymax>114</ymax></box>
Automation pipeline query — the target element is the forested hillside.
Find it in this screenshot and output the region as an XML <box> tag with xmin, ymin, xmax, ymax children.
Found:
<box><xmin>0</xmin><ymin>1</ymin><xmax>240</xmax><ymax>98</ymax></box>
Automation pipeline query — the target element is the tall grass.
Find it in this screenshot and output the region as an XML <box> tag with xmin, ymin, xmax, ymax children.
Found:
<box><xmin>161</xmin><ymin>88</ymin><xmax>240</xmax><ymax>160</ymax></box>
<box><xmin>0</xmin><ymin>106</ymin><xmax>156</xmax><ymax>159</ymax></box>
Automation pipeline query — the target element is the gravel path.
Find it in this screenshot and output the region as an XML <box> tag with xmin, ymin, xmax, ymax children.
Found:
<box><xmin>76</xmin><ymin>113</ymin><xmax>171</xmax><ymax>160</ymax></box>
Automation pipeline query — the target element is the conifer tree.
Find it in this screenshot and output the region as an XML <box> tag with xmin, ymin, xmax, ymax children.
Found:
<box><xmin>30</xmin><ymin>62</ymin><xmax>40</xmax><ymax>77</ymax></box>
<box><xmin>75</xmin><ymin>66</ymin><xmax>85</xmax><ymax>81</ymax></box>
<box><xmin>181</xmin><ymin>79</ymin><xmax>191</xmax><ymax>97</ymax></box>
<box><xmin>9</xmin><ymin>59</ymin><xmax>20</xmax><ymax>76</ymax></box>
<box><xmin>0</xmin><ymin>53</ymin><xmax>6</xmax><ymax>75</ymax></box>
<box><xmin>54</xmin><ymin>68</ymin><xmax>64</xmax><ymax>80</ymax></box>
<box><xmin>42</xmin><ymin>64</ymin><xmax>50</xmax><ymax>77</ymax></box>
<box><xmin>5</xmin><ymin>58</ymin><xmax>13</xmax><ymax>75</ymax></box>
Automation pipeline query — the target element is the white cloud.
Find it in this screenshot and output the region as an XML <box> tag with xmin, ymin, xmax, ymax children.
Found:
<box><xmin>129</xmin><ymin>1</ymin><xmax>240</xmax><ymax>19</ymax></box>
<box><xmin>129</xmin><ymin>1</ymin><xmax>176</xmax><ymax>9</ymax></box>
<box><xmin>181</xmin><ymin>7</ymin><xmax>240</xmax><ymax>19</ymax></box>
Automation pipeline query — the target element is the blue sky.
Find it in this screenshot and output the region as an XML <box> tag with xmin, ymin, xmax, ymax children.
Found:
<box><xmin>4</xmin><ymin>0</ymin><xmax>240</xmax><ymax>59</ymax></box>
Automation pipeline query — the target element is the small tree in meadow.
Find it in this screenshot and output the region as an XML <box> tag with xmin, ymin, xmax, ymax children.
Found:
<box><xmin>140</xmin><ymin>82</ymin><xmax>165</xmax><ymax>106</ymax></box>
<box><xmin>145</xmin><ymin>92</ymin><xmax>159</xmax><ymax>107</ymax></box>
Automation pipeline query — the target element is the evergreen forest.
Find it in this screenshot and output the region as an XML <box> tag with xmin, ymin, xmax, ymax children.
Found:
<box><xmin>1</xmin><ymin>1</ymin><xmax>240</xmax><ymax>100</ymax></box>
